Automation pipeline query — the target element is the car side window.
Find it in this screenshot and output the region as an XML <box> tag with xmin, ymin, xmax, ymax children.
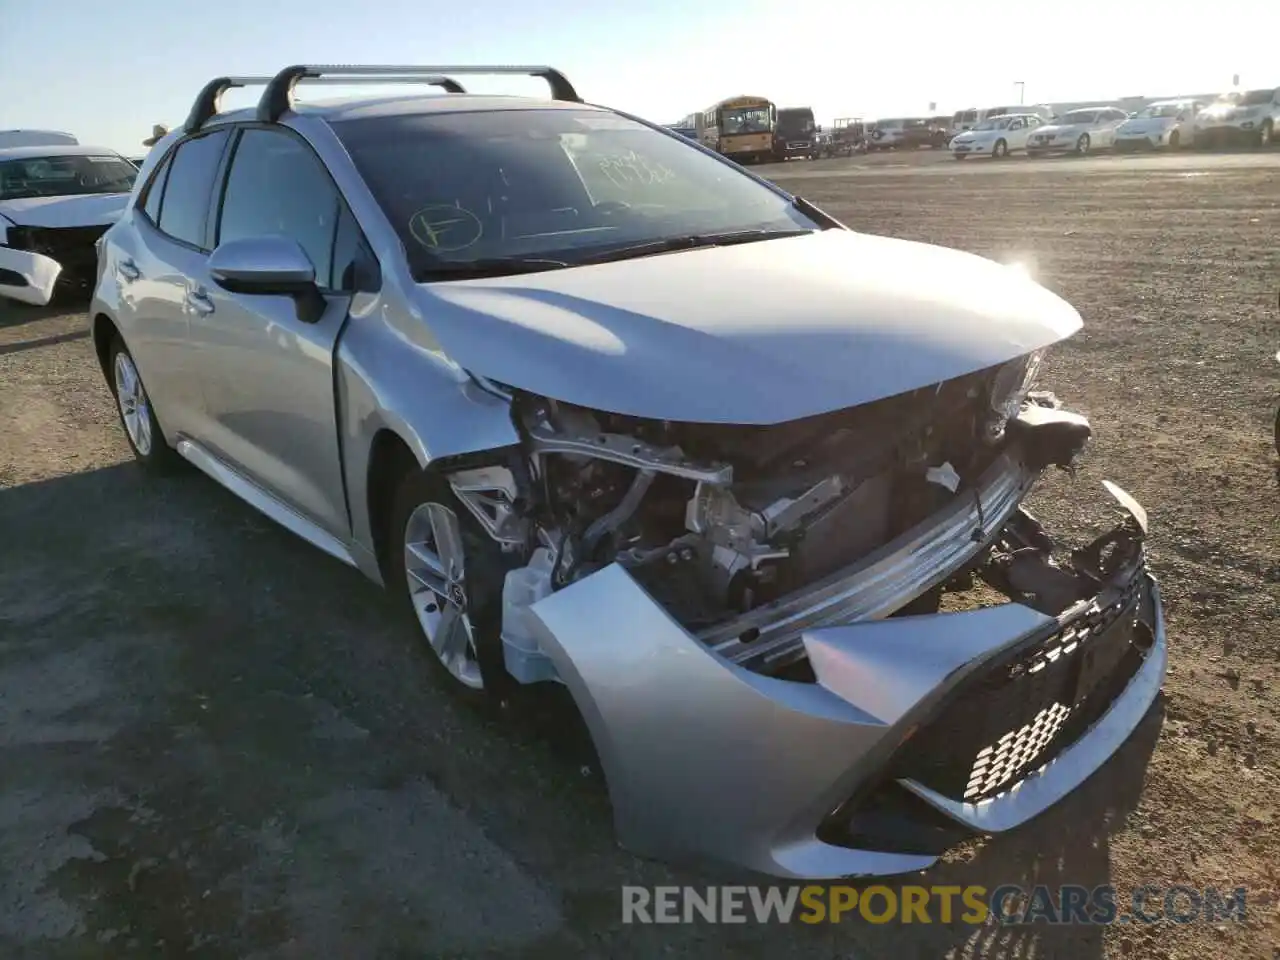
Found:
<box><xmin>139</xmin><ymin>152</ymin><xmax>172</xmax><ymax>223</ymax></box>
<box><xmin>216</xmin><ymin>127</ymin><xmax>353</xmax><ymax>291</ymax></box>
<box><xmin>156</xmin><ymin>129</ymin><xmax>231</xmax><ymax>249</ymax></box>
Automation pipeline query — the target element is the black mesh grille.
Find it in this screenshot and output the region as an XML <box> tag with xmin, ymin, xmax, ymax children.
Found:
<box><xmin>890</xmin><ymin>573</ymin><xmax>1152</xmax><ymax>804</ymax></box>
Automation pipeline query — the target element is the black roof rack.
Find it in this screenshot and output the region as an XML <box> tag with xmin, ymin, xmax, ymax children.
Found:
<box><xmin>184</xmin><ymin>76</ymin><xmax>274</xmax><ymax>133</ymax></box>
<box><xmin>257</xmin><ymin>64</ymin><xmax>581</xmax><ymax>123</ymax></box>
<box><xmin>183</xmin><ymin>73</ymin><xmax>469</xmax><ymax>133</ymax></box>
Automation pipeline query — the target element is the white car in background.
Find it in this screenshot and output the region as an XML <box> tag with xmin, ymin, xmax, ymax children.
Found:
<box><xmin>0</xmin><ymin>145</ymin><xmax>137</xmax><ymax>305</ymax></box>
<box><xmin>1113</xmin><ymin>99</ymin><xmax>1205</xmax><ymax>151</ymax></box>
<box><xmin>950</xmin><ymin>113</ymin><xmax>1046</xmax><ymax>159</ymax></box>
<box><xmin>1194</xmin><ymin>87</ymin><xmax>1279</xmax><ymax>147</ymax></box>
<box><xmin>1026</xmin><ymin>107</ymin><xmax>1129</xmax><ymax>156</ymax></box>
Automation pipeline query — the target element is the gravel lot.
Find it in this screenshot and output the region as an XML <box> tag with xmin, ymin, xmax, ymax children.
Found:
<box><xmin>1</xmin><ymin>149</ymin><xmax>1277</xmax><ymax>960</ymax></box>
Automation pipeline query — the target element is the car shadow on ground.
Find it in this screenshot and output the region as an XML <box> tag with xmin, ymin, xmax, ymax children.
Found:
<box><xmin>0</xmin><ymin>461</ymin><xmax>1161</xmax><ymax>958</ymax></box>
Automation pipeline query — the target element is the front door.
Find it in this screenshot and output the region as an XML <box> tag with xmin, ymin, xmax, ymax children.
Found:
<box><xmin>186</xmin><ymin>126</ymin><xmax>372</xmax><ymax>539</ymax></box>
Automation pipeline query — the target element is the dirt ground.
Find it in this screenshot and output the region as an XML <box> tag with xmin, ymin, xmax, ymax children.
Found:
<box><xmin>1</xmin><ymin>149</ymin><xmax>1277</xmax><ymax>960</ymax></box>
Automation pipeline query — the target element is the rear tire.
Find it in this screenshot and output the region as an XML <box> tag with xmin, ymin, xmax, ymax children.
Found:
<box><xmin>107</xmin><ymin>337</ymin><xmax>181</xmax><ymax>473</ymax></box>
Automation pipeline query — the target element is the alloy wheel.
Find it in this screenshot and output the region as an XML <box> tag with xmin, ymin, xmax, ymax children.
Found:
<box><xmin>113</xmin><ymin>351</ymin><xmax>153</xmax><ymax>456</ymax></box>
<box><xmin>403</xmin><ymin>502</ymin><xmax>485</xmax><ymax>690</ymax></box>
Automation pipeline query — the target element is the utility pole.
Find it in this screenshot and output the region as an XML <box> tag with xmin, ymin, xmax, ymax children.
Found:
<box><xmin>1014</xmin><ymin>81</ymin><xmax>1025</xmax><ymax>105</ymax></box>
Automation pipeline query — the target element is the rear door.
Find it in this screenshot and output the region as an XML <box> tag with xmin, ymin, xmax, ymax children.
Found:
<box><xmin>111</xmin><ymin>128</ymin><xmax>232</xmax><ymax>440</ymax></box>
<box><xmin>185</xmin><ymin>125</ymin><xmax>373</xmax><ymax>538</ymax></box>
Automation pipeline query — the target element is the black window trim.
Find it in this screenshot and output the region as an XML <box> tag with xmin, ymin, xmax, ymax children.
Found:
<box><xmin>209</xmin><ymin>121</ymin><xmax>376</xmax><ymax>295</ymax></box>
<box><xmin>136</xmin><ymin>150</ymin><xmax>173</xmax><ymax>226</ymax></box>
<box><xmin>139</xmin><ymin>127</ymin><xmax>234</xmax><ymax>254</ymax></box>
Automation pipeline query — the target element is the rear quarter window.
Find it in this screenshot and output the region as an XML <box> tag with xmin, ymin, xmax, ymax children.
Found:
<box><xmin>139</xmin><ymin>153</ymin><xmax>172</xmax><ymax>223</ymax></box>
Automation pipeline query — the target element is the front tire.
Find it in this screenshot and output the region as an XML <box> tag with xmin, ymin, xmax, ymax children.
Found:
<box><xmin>1076</xmin><ymin>133</ymin><xmax>1091</xmax><ymax>155</ymax></box>
<box><xmin>992</xmin><ymin>138</ymin><xmax>1009</xmax><ymax>159</ymax></box>
<box><xmin>108</xmin><ymin>337</ymin><xmax>180</xmax><ymax>473</ymax></box>
<box><xmin>1168</xmin><ymin>130</ymin><xmax>1181</xmax><ymax>150</ymax></box>
<box><xmin>1261</xmin><ymin>120</ymin><xmax>1274</xmax><ymax>148</ymax></box>
<box><xmin>388</xmin><ymin>469</ymin><xmax>510</xmax><ymax>701</ymax></box>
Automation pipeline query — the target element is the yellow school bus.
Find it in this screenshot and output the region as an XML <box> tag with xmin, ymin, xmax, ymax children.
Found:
<box><xmin>694</xmin><ymin>95</ymin><xmax>777</xmax><ymax>164</ymax></box>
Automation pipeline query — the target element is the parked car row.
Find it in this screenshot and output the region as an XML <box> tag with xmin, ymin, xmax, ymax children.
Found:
<box><xmin>943</xmin><ymin>89</ymin><xmax>1279</xmax><ymax>160</ymax></box>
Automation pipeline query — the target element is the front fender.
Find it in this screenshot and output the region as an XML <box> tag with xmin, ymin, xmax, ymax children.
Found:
<box><xmin>337</xmin><ymin>297</ymin><xmax>519</xmax><ymax>563</ymax></box>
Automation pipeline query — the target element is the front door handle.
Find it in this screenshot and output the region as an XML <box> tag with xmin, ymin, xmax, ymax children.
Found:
<box><xmin>118</xmin><ymin>259</ymin><xmax>141</xmax><ymax>282</ymax></box>
<box><xmin>186</xmin><ymin>288</ymin><xmax>215</xmax><ymax>316</ymax></box>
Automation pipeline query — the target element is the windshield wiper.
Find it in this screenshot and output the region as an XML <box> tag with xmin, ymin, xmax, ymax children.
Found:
<box><xmin>414</xmin><ymin>256</ymin><xmax>570</xmax><ymax>281</ymax></box>
<box><xmin>577</xmin><ymin>228</ymin><xmax>812</xmax><ymax>265</ymax></box>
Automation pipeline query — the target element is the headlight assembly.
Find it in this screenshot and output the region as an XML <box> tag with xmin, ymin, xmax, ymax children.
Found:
<box><xmin>985</xmin><ymin>348</ymin><xmax>1046</xmax><ymax>439</ymax></box>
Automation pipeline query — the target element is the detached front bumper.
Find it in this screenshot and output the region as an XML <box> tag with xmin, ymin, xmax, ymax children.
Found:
<box><xmin>527</xmin><ymin>463</ymin><xmax>1165</xmax><ymax>879</ymax></box>
<box><xmin>0</xmin><ymin>246</ymin><xmax>61</xmax><ymax>306</ymax></box>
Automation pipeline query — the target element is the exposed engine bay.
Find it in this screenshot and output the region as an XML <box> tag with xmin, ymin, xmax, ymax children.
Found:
<box><xmin>448</xmin><ymin>350</ymin><xmax>1096</xmax><ymax>679</ymax></box>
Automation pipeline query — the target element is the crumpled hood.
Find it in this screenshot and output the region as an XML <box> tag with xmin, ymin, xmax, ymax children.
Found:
<box><xmin>0</xmin><ymin>193</ymin><xmax>128</xmax><ymax>229</ymax></box>
<box><xmin>414</xmin><ymin>230</ymin><xmax>1082</xmax><ymax>425</ymax></box>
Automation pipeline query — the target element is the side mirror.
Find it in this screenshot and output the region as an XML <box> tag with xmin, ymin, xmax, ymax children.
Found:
<box><xmin>209</xmin><ymin>236</ymin><xmax>326</xmax><ymax>322</ymax></box>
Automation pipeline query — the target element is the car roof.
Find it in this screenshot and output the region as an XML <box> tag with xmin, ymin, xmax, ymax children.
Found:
<box><xmin>208</xmin><ymin>93</ymin><xmax>605</xmax><ymax>127</ymax></box>
<box><xmin>0</xmin><ymin>144</ymin><xmax>124</xmax><ymax>160</ymax></box>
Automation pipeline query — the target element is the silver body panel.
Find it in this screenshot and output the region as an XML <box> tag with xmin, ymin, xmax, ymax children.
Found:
<box><xmin>90</xmin><ymin>88</ymin><xmax>1168</xmax><ymax>879</ymax></box>
<box><xmin>529</xmin><ymin>544</ymin><xmax>1164</xmax><ymax>878</ymax></box>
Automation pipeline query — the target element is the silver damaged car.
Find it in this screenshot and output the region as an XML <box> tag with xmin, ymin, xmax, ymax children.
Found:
<box><xmin>90</xmin><ymin>65</ymin><xmax>1167</xmax><ymax>879</ymax></box>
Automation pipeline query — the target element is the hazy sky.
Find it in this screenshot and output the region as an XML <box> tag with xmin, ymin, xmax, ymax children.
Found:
<box><xmin>1</xmin><ymin>0</ymin><xmax>1273</xmax><ymax>153</ymax></box>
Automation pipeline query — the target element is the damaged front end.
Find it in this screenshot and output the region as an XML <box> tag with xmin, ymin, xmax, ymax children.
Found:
<box><xmin>0</xmin><ymin>223</ymin><xmax>109</xmax><ymax>305</ymax></box>
<box><xmin>0</xmin><ymin>222</ymin><xmax>62</xmax><ymax>306</ymax></box>
<box><xmin>442</xmin><ymin>352</ymin><xmax>1165</xmax><ymax>877</ymax></box>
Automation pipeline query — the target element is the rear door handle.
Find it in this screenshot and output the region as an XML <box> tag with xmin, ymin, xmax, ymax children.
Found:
<box><xmin>118</xmin><ymin>259</ymin><xmax>141</xmax><ymax>282</ymax></box>
<box><xmin>186</xmin><ymin>288</ymin><xmax>215</xmax><ymax>316</ymax></box>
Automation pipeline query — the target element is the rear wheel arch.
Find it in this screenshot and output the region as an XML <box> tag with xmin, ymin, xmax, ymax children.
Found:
<box><xmin>92</xmin><ymin>313</ymin><xmax>120</xmax><ymax>380</ymax></box>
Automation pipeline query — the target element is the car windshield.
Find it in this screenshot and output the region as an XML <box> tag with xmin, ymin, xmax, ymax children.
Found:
<box><xmin>1239</xmin><ymin>89</ymin><xmax>1274</xmax><ymax>106</ymax></box>
<box><xmin>1140</xmin><ymin>103</ymin><xmax>1185</xmax><ymax>118</ymax></box>
<box><xmin>1060</xmin><ymin>111</ymin><xmax>1098</xmax><ymax>125</ymax></box>
<box><xmin>876</xmin><ymin>119</ymin><xmax>904</xmax><ymax>129</ymax></box>
<box><xmin>721</xmin><ymin>106</ymin><xmax>772</xmax><ymax>133</ymax></box>
<box><xmin>333</xmin><ymin>108</ymin><xmax>817</xmax><ymax>277</ymax></box>
<box><xmin>0</xmin><ymin>153</ymin><xmax>136</xmax><ymax>201</ymax></box>
<box><xmin>973</xmin><ymin>117</ymin><xmax>1012</xmax><ymax>131</ymax></box>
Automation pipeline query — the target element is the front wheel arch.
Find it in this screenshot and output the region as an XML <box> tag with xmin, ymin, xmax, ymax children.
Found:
<box><xmin>366</xmin><ymin>428</ymin><xmax>422</xmax><ymax>584</ymax></box>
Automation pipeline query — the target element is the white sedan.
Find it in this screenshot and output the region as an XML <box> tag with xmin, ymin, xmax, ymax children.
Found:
<box><xmin>949</xmin><ymin>113</ymin><xmax>1046</xmax><ymax>159</ymax></box>
<box><xmin>1025</xmin><ymin>107</ymin><xmax>1130</xmax><ymax>156</ymax></box>
<box><xmin>1113</xmin><ymin>99</ymin><xmax>1204</xmax><ymax>151</ymax></box>
<box><xmin>0</xmin><ymin>145</ymin><xmax>137</xmax><ymax>305</ymax></box>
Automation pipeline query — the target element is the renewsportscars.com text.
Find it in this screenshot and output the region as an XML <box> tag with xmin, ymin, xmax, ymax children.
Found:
<box><xmin>621</xmin><ymin>884</ymin><xmax>1248</xmax><ymax>926</ymax></box>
